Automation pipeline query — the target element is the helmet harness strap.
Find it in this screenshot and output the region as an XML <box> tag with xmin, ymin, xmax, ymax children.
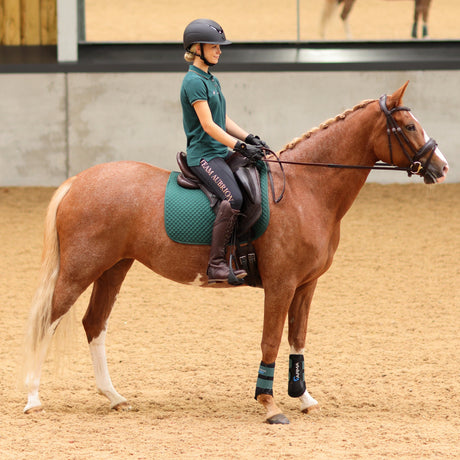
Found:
<box><xmin>200</xmin><ymin>43</ymin><xmax>215</xmax><ymax>67</ymax></box>
<box><xmin>187</xmin><ymin>44</ymin><xmax>215</xmax><ymax>67</ymax></box>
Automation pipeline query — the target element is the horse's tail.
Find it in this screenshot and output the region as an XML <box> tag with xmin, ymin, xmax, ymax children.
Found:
<box><xmin>23</xmin><ymin>177</ymin><xmax>75</xmax><ymax>381</ymax></box>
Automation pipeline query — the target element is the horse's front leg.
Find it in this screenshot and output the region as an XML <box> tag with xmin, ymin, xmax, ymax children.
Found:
<box><xmin>287</xmin><ymin>281</ymin><xmax>319</xmax><ymax>414</ymax></box>
<box><xmin>255</xmin><ymin>285</ymin><xmax>295</xmax><ymax>424</ymax></box>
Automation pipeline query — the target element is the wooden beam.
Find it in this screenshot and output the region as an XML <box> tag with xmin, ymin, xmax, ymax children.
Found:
<box><xmin>21</xmin><ymin>0</ymin><xmax>40</xmax><ymax>45</ymax></box>
<box><xmin>40</xmin><ymin>0</ymin><xmax>57</xmax><ymax>45</ymax></box>
<box><xmin>0</xmin><ymin>1</ymin><xmax>4</xmax><ymax>44</ymax></box>
<box><xmin>3</xmin><ymin>0</ymin><xmax>21</xmax><ymax>45</ymax></box>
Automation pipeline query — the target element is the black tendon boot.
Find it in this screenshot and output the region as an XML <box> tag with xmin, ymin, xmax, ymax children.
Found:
<box><xmin>422</xmin><ymin>24</ymin><xmax>428</xmax><ymax>38</ymax></box>
<box><xmin>207</xmin><ymin>200</ymin><xmax>247</xmax><ymax>283</ymax></box>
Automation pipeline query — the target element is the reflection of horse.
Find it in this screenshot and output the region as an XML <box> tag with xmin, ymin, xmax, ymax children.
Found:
<box><xmin>320</xmin><ymin>0</ymin><xmax>356</xmax><ymax>39</ymax></box>
<box><xmin>412</xmin><ymin>0</ymin><xmax>432</xmax><ymax>38</ymax></box>
<box><xmin>23</xmin><ymin>82</ymin><xmax>448</xmax><ymax>423</ymax></box>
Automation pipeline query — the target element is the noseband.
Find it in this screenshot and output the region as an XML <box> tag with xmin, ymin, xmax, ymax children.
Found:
<box><xmin>378</xmin><ymin>95</ymin><xmax>437</xmax><ymax>177</ymax></box>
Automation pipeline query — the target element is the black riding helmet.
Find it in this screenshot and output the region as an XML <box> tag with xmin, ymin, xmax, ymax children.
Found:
<box><xmin>183</xmin><ymin>19</ymin><xmax>232</xmax><ymax>65</ymax></box>
<box><xmin>183</xmin><ymin>19</ymin><xmax>231</xmax><ymax>67</ymax></box>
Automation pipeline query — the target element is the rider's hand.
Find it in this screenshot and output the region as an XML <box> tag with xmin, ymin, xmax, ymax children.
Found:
<box><xmin>234</xmin><ymin>141</ymin><xmax>264</xmax><ymax>161</ymax></box>
<box><xmin>245</xmin><ymin>134</ymin><xmax>270</xmax><ymax>150</ymax></box>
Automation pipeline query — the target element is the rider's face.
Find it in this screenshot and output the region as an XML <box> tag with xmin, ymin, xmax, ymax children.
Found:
<box><xmin>202</xmin><ymin>43</ymin><xmax>222</xmax><ymax>65</ymax></box>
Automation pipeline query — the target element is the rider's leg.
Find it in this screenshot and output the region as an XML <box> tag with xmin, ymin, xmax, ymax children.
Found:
<box><xmin>190</xmin><ymin>157</ymin><xmax>247</xmax><ymax>283</ymax></box>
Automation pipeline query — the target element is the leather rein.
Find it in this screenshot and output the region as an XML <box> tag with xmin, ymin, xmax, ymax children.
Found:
<box><xmin>261</xmin><ymin>94</ymin><xmax>438</xmax><ymax>203</ymax></box>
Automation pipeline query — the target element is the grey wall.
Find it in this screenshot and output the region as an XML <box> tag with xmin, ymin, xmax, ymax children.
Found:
<box><xmin>1</xmin><ymin>70</ymin><xmax>458</xmax><ymax>186</ymax></box>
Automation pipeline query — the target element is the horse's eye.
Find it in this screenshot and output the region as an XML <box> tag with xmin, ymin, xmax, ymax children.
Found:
<box><xmin>406</xmin><ymin>124</ymin><xmax>416</xmax><ymax>132</ymax></box>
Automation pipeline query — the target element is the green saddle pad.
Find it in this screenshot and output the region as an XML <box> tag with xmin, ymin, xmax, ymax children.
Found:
<box><xmin>164</xmin><ymin>164</ymin><xmax>270</xmax><ymax>245</ymax></box>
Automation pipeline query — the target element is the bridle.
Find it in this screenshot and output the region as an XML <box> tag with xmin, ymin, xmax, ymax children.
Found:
<box><xmin>378</xmin><ymin>94</ymin><xmax>437</xmax><ymax>177</ymax></box>
<box><xmin>261</xmin><ymin>95</ymin><xmax>438</xmax><ymax>203</ymax></box>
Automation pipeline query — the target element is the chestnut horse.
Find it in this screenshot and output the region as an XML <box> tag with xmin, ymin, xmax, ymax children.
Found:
<box><xmin>320</xmin><ymin>0</ymin><xmax>356</xmax><ymax>39</ymax></box>
<box><xmin>23</xmin><ymin>82</ymin><xmax>448</xmax><ymax>424</ymax></box>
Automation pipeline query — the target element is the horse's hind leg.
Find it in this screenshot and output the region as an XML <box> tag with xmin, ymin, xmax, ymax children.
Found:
<box><xmin>341</xmin><ymin>0</ymin><xmax>354</xmax><ymax>39</ymax></box>
<box><xmin>287</xmin><ymin>281</ymin><xmax>319</xmax><ymax>414</ymax></box>
<box><xmin>342</xmin><ymin>17</ymin><xmax>352</xmax><ymax>40</ymax></box>
<box><xmin>412</xmin><ymin>0</ymin><xmax>426</xmax><ymax>38</ymax></box>
<box><xmin>82</xmin><ymin>259</ymin><xmax>134</xmax><ymax>410</ymax></box>
<box><xmin>421</xmin><ymin>0</ymin><xmax>431</xmax><ymax>38</ymax></box>
<box><xmin>319</xmin><ymin>0</ymin><xmax>337</xmax><ymax>39</ymax></box>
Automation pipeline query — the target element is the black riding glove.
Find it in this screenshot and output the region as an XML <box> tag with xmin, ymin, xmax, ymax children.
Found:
<box><xmin>245</xmin><ymin>134</ymin><xmax>270</xmax><ymax>150</ymax></box>
<box><xmin>234</xmin><ymin>141</ymin><xmax>264</xmax><ymax>161</ymax></box>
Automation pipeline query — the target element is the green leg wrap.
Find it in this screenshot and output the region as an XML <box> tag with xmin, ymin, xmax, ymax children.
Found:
<box><xmin>254</xmin><ymin>361</ymin><xmax>275</xmax><ymax>400</ymax></box>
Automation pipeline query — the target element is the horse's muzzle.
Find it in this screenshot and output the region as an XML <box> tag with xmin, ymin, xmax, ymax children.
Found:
<box><xmin>422</xmin><ymin>153</ymin><xmax>449</xmax><ymax>184</ymax></box>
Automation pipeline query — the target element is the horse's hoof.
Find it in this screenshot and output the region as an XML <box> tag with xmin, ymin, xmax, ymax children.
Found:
<box><xmin>266</xmin><ymin>413</ymin><xmax>290</xmax><ymax>425</ymax></box>
<box><xmin>301</xmin><ymin>403</ymin><xmax>320</xmax><ymax>414</ymax></box>
<box><xmin>112</xmin><ymin>401</ymin><xmax>132</xmax><ymax>411</ymax></box>
<box><xmin>24</xmin><ymin>405</ymin><xmax>43</xmax><ymax>414</ymax></box>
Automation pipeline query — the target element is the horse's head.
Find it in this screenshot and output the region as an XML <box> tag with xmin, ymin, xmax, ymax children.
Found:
<box><xmin>375</xmin><ymin>81</ymin><xmax>449</xmax><ymax>184</ymax></box>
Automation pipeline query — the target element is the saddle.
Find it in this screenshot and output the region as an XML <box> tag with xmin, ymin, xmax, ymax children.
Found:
<box><xmin>176</xmin><ymin>151</ymin><xmax>263</xmax><ymax>287</ymax></box>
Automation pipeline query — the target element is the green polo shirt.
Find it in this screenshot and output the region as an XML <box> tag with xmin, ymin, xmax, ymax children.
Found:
<box><xmin>180</xmin><ymin>65</ymin><xmax>228</xmax><ymax>166</ymax></box>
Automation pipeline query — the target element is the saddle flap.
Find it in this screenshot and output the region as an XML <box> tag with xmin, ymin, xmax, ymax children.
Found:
<box><xmin>173</xmin><ymin>151</ymin><xmax>266</xmax><ymax>236</ymax></box>
<box><xmin>164</xmin><ymin>168</ymin><xmax>269</xmax><ymax>245</ymax></box>
<box><xmin>227</xmin><ymin>153</ymin><xmax>262</xmax><ymax>205</ymax></box>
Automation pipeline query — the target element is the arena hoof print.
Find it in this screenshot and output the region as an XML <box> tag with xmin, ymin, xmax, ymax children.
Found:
<box><xmin>266</xmin><ymin>413</ymin><xmax>290</xmax><ymax>425</ymax></box>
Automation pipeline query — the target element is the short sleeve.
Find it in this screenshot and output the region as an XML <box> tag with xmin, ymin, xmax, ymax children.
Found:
<box><xmin>184</xmin><ymin>76</ymin><xmax>208</xmax><ymax>105</ymax></box>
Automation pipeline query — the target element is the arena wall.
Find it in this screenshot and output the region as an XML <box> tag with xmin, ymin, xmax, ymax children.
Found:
<box><xmin>0</xmin><ymin>70</ymin><xmax>458</xmax><ymax>186</ymax></box>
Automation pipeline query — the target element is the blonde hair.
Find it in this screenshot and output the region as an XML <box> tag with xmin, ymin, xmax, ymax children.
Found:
<box><xmin>184</xmin><ymin>43</ymin><xmax>198</xmax><ymax>63</ymax></box>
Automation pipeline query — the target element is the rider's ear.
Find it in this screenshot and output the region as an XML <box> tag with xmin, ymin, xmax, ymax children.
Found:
<box><xmin>387</xmin><ymin>81</ymin><xmax>409</xmax><ymax>109</ymax></box>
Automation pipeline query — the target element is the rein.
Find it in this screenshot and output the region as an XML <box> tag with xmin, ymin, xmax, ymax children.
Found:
<box><xmin>261</xmin><ymin>94</ymin><xmax>438</xmax><ymax>203</ymax></box>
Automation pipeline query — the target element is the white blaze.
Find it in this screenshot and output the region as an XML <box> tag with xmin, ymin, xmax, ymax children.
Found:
<box><xmin>410</xmin><ymin>113</ymin><xmax>448</xmax><ymax>166</ymax></box>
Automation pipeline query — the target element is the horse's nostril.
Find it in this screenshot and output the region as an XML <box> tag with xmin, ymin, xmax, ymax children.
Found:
<box><xmin>443</xmin><ymin>164</ymin><xmax>449</xmax><ymax>175</ymax></box>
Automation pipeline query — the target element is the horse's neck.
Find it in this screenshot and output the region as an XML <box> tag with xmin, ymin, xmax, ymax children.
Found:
<box><xmin>285</xmin><ymin>112</ymin><xmax>377</xmax><ymax>221</ymax></box>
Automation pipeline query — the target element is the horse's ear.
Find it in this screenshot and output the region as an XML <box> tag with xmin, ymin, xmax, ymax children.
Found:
<box><xmin>387</xmin><ymin>81</ymin><xmax>409</xmax><ymax>109</ymax></box>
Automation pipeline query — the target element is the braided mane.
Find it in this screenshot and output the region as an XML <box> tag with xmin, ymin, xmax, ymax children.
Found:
<box><xmin>279</xmin><ymin>99</ymin><xmax>376</xmax><ymax>154</ymax></box>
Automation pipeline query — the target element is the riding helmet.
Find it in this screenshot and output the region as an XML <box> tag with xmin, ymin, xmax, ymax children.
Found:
<box><xmin>183</xmin><ymin>19</ymin><xmax>232</xmax><ymax>51</ymax></box>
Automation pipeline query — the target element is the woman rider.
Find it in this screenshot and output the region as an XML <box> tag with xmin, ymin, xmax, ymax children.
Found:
<box><xmin>181</xmin><ymin>19</ymin><xmax>269</xmax><ymax>283</ymax></box>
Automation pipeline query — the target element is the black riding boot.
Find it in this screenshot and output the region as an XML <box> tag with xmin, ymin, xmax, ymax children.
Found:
<box><xmin>207</xmin><ymin>200</ymin><xmax>247</xmax><ymax>283</ymax></box>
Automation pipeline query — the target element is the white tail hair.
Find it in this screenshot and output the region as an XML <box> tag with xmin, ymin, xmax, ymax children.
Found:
<box><xmin>23</xmin><ymin>177</ymin><xmax>76</xmax><ymax>381</ymax></box>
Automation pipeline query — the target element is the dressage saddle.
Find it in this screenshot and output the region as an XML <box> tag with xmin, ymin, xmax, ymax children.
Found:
<box><xmin>176</xmin><ymin>151</ymin><xmax>263</xmax><ymax>236</ymax></box>
<box><xmin>175</xmin><ymin>151</ymin><xmax>263</xmax><ymax>287</ymax></box>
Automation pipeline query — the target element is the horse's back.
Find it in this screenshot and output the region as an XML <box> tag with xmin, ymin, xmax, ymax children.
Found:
<box><xmin>66</xmin><ymin>161</ymin><xmax>169</xmax><ymax>207</ymax></box>
<box><xmin>55</xmin><ymin>161</ymin><xmax>171</xmax><ymax>257</ymax></box>
<box><xmin>74</xmin><ymin>160</ymin><xmax>169</xmax><ymax>190</ymax></box>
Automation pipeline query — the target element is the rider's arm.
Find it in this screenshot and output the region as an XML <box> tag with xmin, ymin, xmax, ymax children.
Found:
<box><xmin>225</xmin><ymin>116</ymin><xmax>249</xmax><ymax>142</ymax></box>
<box><xmin>193</xmin><ymin>100</ymin><xmax>244</xmax><ymax>149</ymax></box>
